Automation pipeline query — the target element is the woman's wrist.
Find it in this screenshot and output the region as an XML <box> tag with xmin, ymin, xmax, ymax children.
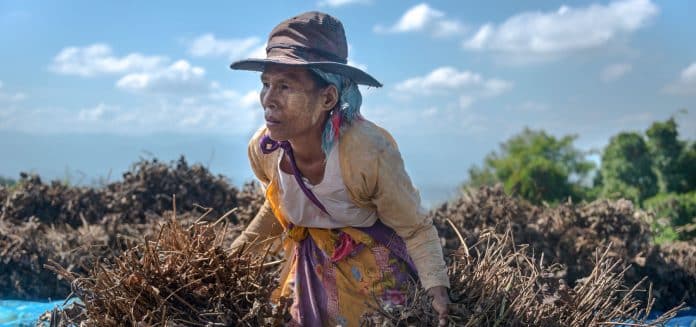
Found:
<box><xmin>427</xmin><ymin>286</ymin><xmax>450</xmax><ymax>326</ymax></box>
<box><xmin>427</xmin><ymin>285</ymin><xmax>448</xmax><ymax>295</ymax></box>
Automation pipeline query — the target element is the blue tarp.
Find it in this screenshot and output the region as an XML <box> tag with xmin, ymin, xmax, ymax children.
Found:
<box><xmin>0</xmin><ymin>299</ymin><xmax>77</xmax><ymax>327</ymax></box>
<box><xmin>0</xmin><ymin>299</ymin><xmax>694</xmax><ymax>326</ymax></box>
<box><xmin>605</xmin><ymin>308</ymin><xmax>696</xmax><ymax>327</ymax></box>
<box><xmin>645</xmin><ymin>307</ymin><xmax>696</xmax><ymax>327</ymax></box>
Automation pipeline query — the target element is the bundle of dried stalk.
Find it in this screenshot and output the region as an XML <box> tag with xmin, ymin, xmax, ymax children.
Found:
<box><xmin>0</xmin><ymin>207</ymin><xmax>236</xmax><ymax>299</ymax></box>
<box><xmin>44</xmin><ymin>205</ymin><xmax>289</xmax><ymax>326</ymax></box>
<box><xmin>0</xmin><ymin>157</ymin><xmax>263</xmax><ymax>300</ymax></box>
<box><xmin>431</xmin><ymin>185</ymin><xmax>694</xmax><ymax>310</ymax></box>
<box><xmin>0</xmin><ymin>157</ymin><xmax>264</xmax><ymax>227</ymax></box>
<box><xmin>361</xmin><ymin>227</ymin><xmax>683</xmax><ymax>327</ymax></box>
<box><xmin>640</xmin><ymin>241</ymin><xmax>696</xmax><ymax>310</ymax></box>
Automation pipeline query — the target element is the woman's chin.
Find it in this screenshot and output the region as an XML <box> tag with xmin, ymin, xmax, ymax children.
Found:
<box><xmin>265</xmin><ymin>128</ymin><xmax>287</xmax><ymax>141</ymax></box>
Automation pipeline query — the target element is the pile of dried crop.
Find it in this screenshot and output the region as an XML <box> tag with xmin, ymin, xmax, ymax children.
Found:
<box><xmin>43</xmin><ymin>221</ymin><xmax>681</xmax><ymax>327</ymax></box>
<box><xmin>0</xmin><ymin>156</ymin><xmax>261</xmax><ymax>226</ymax></box>
<box><xmin>44</xmin><ymin>206</ymin><xmax>289</xmax><ymax>326</ymax></box>
<box><xmin>0</xmin><ymin>157</ymin><xmax>264</xmax><ymax>300</ymax></box>
<box><xmin>361</xmin><ymin>228</ymin><xmax>682</xmax><ymax>326</ymax></box>
<box><xmin>2</xmin><ymin>161</ymin><xmax>692</xmax><ymax>324</ymax></box>
<box><xmin>640</xmin><ymin>241</ymin><xmax>696</xmax><ymax>309</ymax></box>
<box><xmin>430</xmin><ymin>185</ymin><xmax>695</xmax><ymax>310</ymax></box>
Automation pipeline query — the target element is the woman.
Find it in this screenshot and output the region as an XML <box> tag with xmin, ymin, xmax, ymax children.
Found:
<box><xmin>230</xmin><ymin>11</ymin><xmax>450</xmax><ymax>326</ymax></box>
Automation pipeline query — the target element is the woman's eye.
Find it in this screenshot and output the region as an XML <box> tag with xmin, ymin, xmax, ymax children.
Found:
<box><xmin>281</xmin><ymin>84</ymin><xmax>290</xmax><ymax>90</ymax></box>
<box><xmin>262</xmin><ymin>82</ymin><xmax>269</xmax><ymax>88</ymax></box>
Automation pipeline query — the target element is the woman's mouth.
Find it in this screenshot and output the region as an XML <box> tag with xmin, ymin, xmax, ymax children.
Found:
<box><xmin>265</xmin><ymin>118</ymin><xmax>281</xmax><ymax>126</ymax></box>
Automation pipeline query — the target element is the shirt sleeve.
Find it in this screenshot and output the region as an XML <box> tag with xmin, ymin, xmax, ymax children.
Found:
<box><xmin>230</xmin><ymin>127</ymin><xmax>283</xmax><ymax>254</ymax></box>
<box><xmin>230</xmin><ymin>198</ymin><xmax>283</xmax><ymax>254</ymax></box>
<box><xmin>370</xmin><ymin>137</ymin><xmax>450</xmax><ymax>290</ymax></box>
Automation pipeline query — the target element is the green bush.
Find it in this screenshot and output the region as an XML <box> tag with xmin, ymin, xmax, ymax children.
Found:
<box><xmin>464</xmin><ymin>128</ymin><xmax>595</xmax><ymax>205</ymax></box>
<box><xmin>644</xmin><ymin>191</ymin><xmax>696</xmax><ymax>242</ymax></box>
<box><xmin>0</xmin><ymin>176</ymin><xmax>16</xmax><ymax>187</ymax></box>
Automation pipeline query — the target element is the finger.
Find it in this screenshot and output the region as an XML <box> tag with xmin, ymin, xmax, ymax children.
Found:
<box><xmin>438</xmin><ymin>317</ymin><xmax>447</xmax><ymax>326</ymax></box>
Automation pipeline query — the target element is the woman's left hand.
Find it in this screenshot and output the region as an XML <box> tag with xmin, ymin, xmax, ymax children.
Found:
<box><xmin>427</xmin><ymin>286</ymin><xmax>450</xmax><ymax>326</ymax></box>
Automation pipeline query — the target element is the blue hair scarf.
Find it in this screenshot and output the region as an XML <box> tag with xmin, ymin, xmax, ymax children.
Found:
<box><xmin>310</xmin><ymin>68</ymin><xmax>363</xmax><ymax>157</ymax></box>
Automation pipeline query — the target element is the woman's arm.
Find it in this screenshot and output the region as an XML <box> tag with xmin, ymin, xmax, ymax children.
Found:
<box><xmin>230</xmin><ymin>198</ymin><xmax>283</xmax><ymax>254</ymax></box>
<box><xmin>340</xmin><ymin>121</ymin><xmax>450</xmax><ymax>290</ymax></box>
<box><xmin>366</xmin><ymin>136</ymin><xmax>450</xmax><ymax>291</ymax></box>
<box><xmin>368</xmin><ymin>136</ymin><xmax>450</xmax><ymax>325</ymax></box>
<box><xmin>231</xmin><ymin>126</ymin><xmax>283</xmax><ymax>254</ymax></box>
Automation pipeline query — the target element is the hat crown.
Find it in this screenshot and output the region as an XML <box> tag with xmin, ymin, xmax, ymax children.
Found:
<box><xmin>229</xmin><ymin>11</ymin><xmax>382</xmax><ymax>87</ymax></box>
<box><xmin>266</xmin><ymin>11</ymin><xmax>348</xmax><ymax>64</ymax></box>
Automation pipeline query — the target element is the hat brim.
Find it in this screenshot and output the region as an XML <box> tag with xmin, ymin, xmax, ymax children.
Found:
<box><xmin>230</xmin><ymin>58</ymin><xmax>382</xmax><ymax>87</ymax></box>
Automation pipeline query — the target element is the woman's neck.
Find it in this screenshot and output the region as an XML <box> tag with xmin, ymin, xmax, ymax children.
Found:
<box><xmin>288</xmin><ymin>124</ymin><xmax>326</xmax><ymax>164</ymax></box>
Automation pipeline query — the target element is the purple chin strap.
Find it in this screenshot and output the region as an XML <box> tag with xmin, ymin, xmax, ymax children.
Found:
<box><xmin>260</xmin><ymin>134</ymin><xmax>330</xmax><ymax>216</ymax></box>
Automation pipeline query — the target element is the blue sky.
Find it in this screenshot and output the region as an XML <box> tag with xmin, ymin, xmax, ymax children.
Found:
<box><xmin>1</xmin><ymin>0</ymin><xmax>694</xmax><ymax>206</ymax></box>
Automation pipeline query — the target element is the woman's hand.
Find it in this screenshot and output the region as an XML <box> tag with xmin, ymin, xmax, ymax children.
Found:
<box><xmin>427</xmin><ymin>286</ymin><xmax>449</xmax><ymax>326</ymax></box>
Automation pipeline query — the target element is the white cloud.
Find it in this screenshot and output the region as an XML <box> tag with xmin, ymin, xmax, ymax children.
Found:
<box><xmin>318</xmin><ymin>0</ymin><xmax>371</xmax><ymax>7</ymax></box>
<box><xmin>0</xmin><ymin>81</ymin><xmax>27</xmax><ymax>102</ymax></box>
<box><xmin>188</xmin><ymin>34</ymin><xmax>263</xmax><ymax>60</ymax></box>
<box><xmin>422</xmin><ymin>107</ymin><xmax>439</xmax><ymax>117</ymax></box>
<box><xmin>346</xmin><ymin>43</ymin><xmax>368</xmax><ymax>71</ymax></box>
<box><xmin>2</xmin><ymin>93</ymin><xmax>26</xmax><ymax>102</ymax></box>
<box><xmin>601</xmin><ymin>63</ymin><xmax>633</xmax><ymax>82</ymax></box>
<box><xmin>616</xmin><ymin>111</ymin><xmax>655</xmax><ymax>125</ymax></box>
<box><xmin>516</xmin><ymin>101</ymin><xmax>549</xmax><ymax>113</ymax></box>
<box><xmin>464</xmin><ymin>24</ymin><xmax>493</xmax><ymax>50</ymax></box>
<box><xmin>685</xmin><ymin>63</ymin><xmax>696</xmax><ymax>80</ymax></box>
<box><xmin>116</xmin><ymin>60</ymin><xmax>209</xmax><ymax>95</ymax></box>
<box><xmin>463</xmin><ymin>0</ymin><xmax>658</xmax><ymax>56</ymax></box>
<box><xmin>459</xmin><ymin>95</ymin><xmax>474</xmax><ymax>109</ymax></box>
<box><xmin>363</xmin><ymin>103</ymin><xmax>486</xmax><ymax>136</ymax></box>
<box><xmin>240</xmin><ymin>91</ymin><xmax>260</xmax><ymax>108</ymax></box>
<box><xmin>395</xmin><ymin>67</ymin><xmax>481</xmax><ymax>93</ymax></box>
<box><xmin>0</xmin><ymin>89</ymin><xmax>264</xmax><ymax>135</ymax></box>
<box><xmin>210</xmin><ymin>87</ymin><xmax>260</xmax><ymax>109</ymax></box>
<box><xmin>49</xmin><ymin>43</ymin><xmax>166</xmax><ymax>77</ymax></box>
<box><xmin>663</xmin><ymin>62</ymin><xmax>696</xmax><ymax>95</ymax></box>
<box><xmin>482</xmin><ymin>79</ymin><xmax>513</xmax><ymax>97</ymax></box>
<box><xmin>247</xmin><ymin>44</ymin><xmax>267</xmax><ymax>59</ymax></box>
<box><xmin>347</xmin><ymin>59</ymin><xmax>368</xmax><ymax>71</ymax></box>
<box><xmin>77</xmin><ymin>103</ymin><xmax>124</xmax><ymax>122</ymax></box>
<box><xmin>49</xmin><ymin>44</ymin><xmax>219</xmax><ymax>97</ymax></box>
<box><xmin>374</xmin><ymin>3</ymin><xmax>465</xmax><ymax>37</ymax></box>
<box><xmin>394</xmin><ymin>67</ymin><xmax>512</xmax><ymax>97</ymax></box>
<box><xmin>392</xmin><ymin>67</ymin><xmax>512</xmax><ymax>109</ymax></box>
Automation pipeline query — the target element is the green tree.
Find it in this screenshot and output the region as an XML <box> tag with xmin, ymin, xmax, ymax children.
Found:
<box><xmin>644</xmin><ymin>191</ymin><xmax>696</xmax><ymax>242</ymax></box>
<box><xmin>645</xmin><ymin>118</ymin><xmax>688</xmax><ymax>193</ymax></box>
<box><xmin>0</xmin><ymin>176</ymin><xmax>16</xmax><ymax>187</ymax></box>
<box><xmin>465</xmin><ymin>128</ymin><xmax>595</xmax><ymax>204</ymax></box>
<box><xmin>680</xmin><ymin>142</ymin><xmax>696</xmax><ymax>191</ymax></box>
<box><xmin>599</xmin><ymin>132</ymin><xmax>657</xmax><ymax>205</ymax></box>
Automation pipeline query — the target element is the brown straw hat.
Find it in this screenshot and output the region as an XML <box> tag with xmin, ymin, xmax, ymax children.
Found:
<box><xmin>230</xmin><ymin>11</ymin><xmax>382</xmax><ymax>87</ymax></box>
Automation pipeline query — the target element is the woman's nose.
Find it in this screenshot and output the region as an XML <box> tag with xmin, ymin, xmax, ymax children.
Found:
<box><xmin>261</xmin><ymin>87</ymin><xmax>277</xmax><ymax>109</ymax></box>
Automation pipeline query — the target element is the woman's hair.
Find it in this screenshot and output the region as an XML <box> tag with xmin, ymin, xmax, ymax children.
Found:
<box><xmin>310</xmin><ymin>68</ymin><xmax>363</xmax><ymax>157</ymax></box>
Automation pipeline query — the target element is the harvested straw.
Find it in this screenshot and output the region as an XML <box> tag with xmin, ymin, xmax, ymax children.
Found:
<box><xmin>44</xmin><ymin>200</ymin><xmax>289</xmax><ymax>326</ymax></box>
<box><xmin>361</xmin><ymin>227</ymin><xmax>683</xmax><ymax>327</ymax></box>
<box><xmin>0</xmin><ymin>158</ymin><xmax>264</xmax><ymax>300</ymax></box>
<box><xmin>431</xmin><ymin>185</ymin><xmax>694</xmax><ymax>310</ymax></box>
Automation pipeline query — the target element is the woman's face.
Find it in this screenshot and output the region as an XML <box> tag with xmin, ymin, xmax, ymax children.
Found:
<box><xmin>260</xmin><ymin>65</ymin><xmax>335</xmax><ymax>142</ymax></box>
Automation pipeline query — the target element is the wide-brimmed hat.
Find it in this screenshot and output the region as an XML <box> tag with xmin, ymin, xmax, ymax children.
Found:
<box><xmin>230</xmin><ymin>11</ymin><xmax>382</xmax><ymax>87</ymax></box>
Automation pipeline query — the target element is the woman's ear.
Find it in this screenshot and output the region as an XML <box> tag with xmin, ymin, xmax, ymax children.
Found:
<box><xmin>321</xmin><ymin>85</ymin><xmax>339</xmax><ymax>112</ymax></box>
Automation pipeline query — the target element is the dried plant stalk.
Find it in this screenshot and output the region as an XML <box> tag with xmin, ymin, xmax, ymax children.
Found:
<box><xmin>361</xmin><ymin>227</ymin><xmax>683</xmax><ymax>327</ymax></box>
<box><xmin>44</xmin><ymin>206</ymin><xmax>289</xmax><ymax>327</ymax></box>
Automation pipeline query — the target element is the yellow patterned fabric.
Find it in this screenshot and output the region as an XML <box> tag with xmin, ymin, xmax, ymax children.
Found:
<box><xmin>266</xmin><ymin>179</ymin><xmax>415</xmax><ymax>326</ymax></box>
